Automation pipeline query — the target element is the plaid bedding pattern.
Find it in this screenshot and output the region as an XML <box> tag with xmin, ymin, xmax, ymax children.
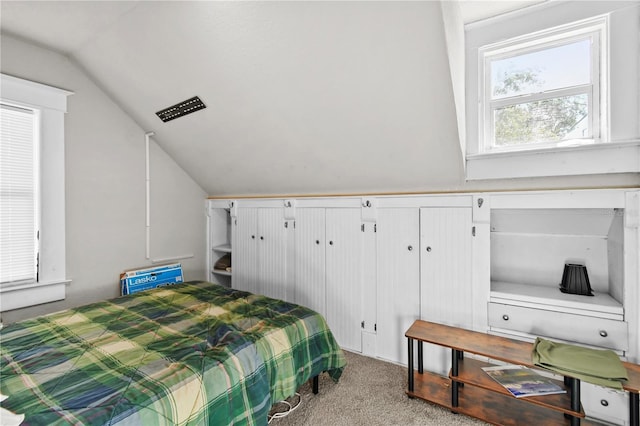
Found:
<box><xmin>0</xmin><ymin>281</ymin><xmax>346</xmax><ymax>425</ymax></box>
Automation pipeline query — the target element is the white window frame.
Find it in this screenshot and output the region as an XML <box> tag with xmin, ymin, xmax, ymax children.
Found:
<box><xmin>465</xmin><ymin>1</ymin><xmax>640</xmax><ymax>181</ymax></box>
<box><xmin>0</xmin><ymin>74</ymin><xmax>73</xmax><ymax>312</ymax></box>
<box><xmin>480</xmin><ymin>18</ymin><xmax>605</xmax><ymax>153</ymax></box>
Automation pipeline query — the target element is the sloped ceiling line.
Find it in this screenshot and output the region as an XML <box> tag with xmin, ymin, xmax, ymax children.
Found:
<box><xmin>0</xmin><ymin>1</ymin><xmax>545</xmax><ymax>196</ymax></box>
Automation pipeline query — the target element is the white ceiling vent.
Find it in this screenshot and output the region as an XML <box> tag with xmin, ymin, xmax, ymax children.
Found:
<box><xmin>155</xmin><ymin>96</ymin><xmax>206</xmax><ymax>122</ymax></box>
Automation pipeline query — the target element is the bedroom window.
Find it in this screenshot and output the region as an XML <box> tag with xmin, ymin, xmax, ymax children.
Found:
<box><xmin>0</xmin><ymin>74</ymin><xmax>72</xmax><ymax>312</ymax></box>
<box><xmin>465</xmin><ymin>2</ymin><xmax>640</xmax><ymax>180</ymax></box>
<box><xmin>0</xmin><ymin>103</ymin><xmax>39</xmax><ymax>285</ymax></box>
<box><xmin>479</xmin><ymin>18</ymin><xmax>605</xmax><ymax>153</ymax></box>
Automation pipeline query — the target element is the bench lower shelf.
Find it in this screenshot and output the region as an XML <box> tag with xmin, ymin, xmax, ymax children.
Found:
<box><xmin>454</xmin><ymin>358</ymin><xmax>583</xmax><ymax>416</ymax></box>
<box><xmin>407</xmin><ymin>370</ymin><xmax>601</xmax><ymax>426</ymax></box>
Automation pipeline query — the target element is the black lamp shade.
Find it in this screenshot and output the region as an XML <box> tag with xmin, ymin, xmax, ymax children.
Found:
<box><xmin>560</xmin><ymin>263</ymin><xmax>594</xmax><ymax>296</ymax></box>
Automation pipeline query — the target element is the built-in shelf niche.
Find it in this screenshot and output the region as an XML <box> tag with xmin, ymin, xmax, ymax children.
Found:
<box><xmin>490</xmin><ymin>207</ymin><xmax>624</xmax><ymax>315</ymax></box>
<box><xmin>209</xmin><ymin>207</ymin><xmax>232</xmax><ymax>287</ymax></box>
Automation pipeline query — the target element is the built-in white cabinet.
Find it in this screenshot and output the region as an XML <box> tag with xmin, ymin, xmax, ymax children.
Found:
<box><xmin>232</xmin><ymin>207</ymin><xmax>293</xmax><ymax>302</ymax></box>
<box><xmin>420</xmin><ymin>206</ymin><xmax>474</xmax><ymax>375</ymax></box>
<box><xmin>485</xmin><ymin>189</ymin><xmax>640</xmax><ymax>425</ymax></box>
<box><xmin>232</xmin><ymin>207</ymin><xmax>258</xmax><ymax>294</ymax></box>
<box><xmin>207</xmin><ymin>189</ymin><xmax>639</xmax><ymax>425</ymax></box>
<box><xmin>486</xmin><ymin>190</ymin><xmax>639</xmax><ymax>358</ymax></box>
<box><xmin>419</xmin><ymin>207</ymin><xmax>473</xmax><ymax>325</ymax></box>
<box><xmin>324</xmin><ymin>208</ymin><xmax>367</xmax><ymax>353</ymax></box>
<box><xmin>581</xmin><ymin>381</ymin><xmax>629</xmax><ymax>426</ymax></box>
<box><xmin>375</xmin><ymin>208</ymin><xmax>420</xmax><ymax>365</ymax></box>
<box><xmin>292</xmin><ymin>207</ymin><xmax>367</xmax><ymax>353</ymax></box>
<box><xmin>293</xmin><ymin>208</ymin><xmax>327</xmax><ymax>316</ymax></box>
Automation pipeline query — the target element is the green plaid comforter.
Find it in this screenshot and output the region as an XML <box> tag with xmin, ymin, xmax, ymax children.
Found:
<box><xmin>0</xmin><ymin>281</ymin><xmax>346</xmax><ymax>425</ymax></box>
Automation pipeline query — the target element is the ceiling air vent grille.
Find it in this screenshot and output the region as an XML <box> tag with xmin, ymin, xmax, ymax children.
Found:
<box><xmin>156</xmin><ymin>96</ymin><xmax>206</xmax><ymax>122</ymax></box>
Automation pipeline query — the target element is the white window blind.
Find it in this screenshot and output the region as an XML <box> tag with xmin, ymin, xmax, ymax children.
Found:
<box><xmin>0</xmin><ymin>103</ymin><xmax>38</xmax><ymax>285</ymax></box>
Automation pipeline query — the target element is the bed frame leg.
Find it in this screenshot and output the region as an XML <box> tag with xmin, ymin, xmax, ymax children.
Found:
<box><xmin>312</xmin><ymin>375</ymin><xmax>319</xmax><ymax>394</ymax></box>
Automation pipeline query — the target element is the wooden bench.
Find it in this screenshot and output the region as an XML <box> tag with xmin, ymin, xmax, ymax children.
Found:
<box><xmin>405</xmin><ymin>319</ymin><xmax>640</xmax><ymax>426</ymax></box>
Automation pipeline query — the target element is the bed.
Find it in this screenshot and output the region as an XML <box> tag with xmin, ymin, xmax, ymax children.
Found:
<box><xmin>0</xmin><ymin>280</ymin><xmax>346</xmax><ymax>425</ymax></box>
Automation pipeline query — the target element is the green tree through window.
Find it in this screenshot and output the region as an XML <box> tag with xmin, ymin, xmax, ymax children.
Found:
<box><xmin>492</xmin><ymin>69</ymin><xmax>588</xmax><ymax>147</ymax></box>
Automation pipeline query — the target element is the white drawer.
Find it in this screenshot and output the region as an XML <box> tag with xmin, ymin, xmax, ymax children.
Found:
<box><xmin>488</xmin><ymin>302</ymin><xmax>628</xmax><ymax>351</ymax></box>
<box><xmin>581</xmin><ymin>381</ymin><xmax>628</xmax><ymax>425</ymax></box>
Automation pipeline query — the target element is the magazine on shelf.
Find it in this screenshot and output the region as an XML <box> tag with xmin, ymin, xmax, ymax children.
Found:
<box><xmin>482</xmin><ymin>364</ymin><xmax>567</xmax><ymax>398</ymax></box>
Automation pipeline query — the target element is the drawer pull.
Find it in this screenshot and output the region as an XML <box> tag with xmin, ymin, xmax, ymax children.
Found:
<box><xmin>599</xmin><ymin>330</ymin><xmax>608</xmax><ymax>338</ymax></box>
<box><xmin>502</xmin><ymin>315</ymin><xmax>509</xmax><ymax>321</ymax></box>
<box><xmin>600</xmin><ymin>399</ymin><xmax>609</xmax><ymax>407</ymax></box>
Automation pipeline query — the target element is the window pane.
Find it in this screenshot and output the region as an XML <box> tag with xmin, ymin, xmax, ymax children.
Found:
<box><xmin>0</xmin><ymin>104</ymin><xmax>37</xmax><ymax>284</ymax></box>
<box><xmin>493</xmin><ymin>94</ymin><xmax>588</xmax><ymax>147</ymax></box>
<box><xmin>491</xmin><ymin>39</ymin><xmax>591</xmax><ymax>99</ymax></box>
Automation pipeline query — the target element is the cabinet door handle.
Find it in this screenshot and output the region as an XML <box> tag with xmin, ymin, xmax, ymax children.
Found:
<box><xmin>426</xmin><ymin>246</ymin><xmax>432</xmax><ymax>252</ymax></box>
<box><xmin>316</xmin><ymin>240</ymin><xmax>320</xmax><ymax>245</ymax></box>
<box><xmin>599</xmin><ymin>330</ymin><xmax>608</xmax><ymax>337</ymax></box>
<box><xmin>408</xmin><ymin>245</ymin><xmax>413</xmax><ymax>251</ymax></box>
<box><xmin>251</xmin><ymin>235</ymin><xmax>255</xmax><ymax>239</ymax></box>
<box><xmin>260</xmin><ymin>236</ymin><xmax>264</xmax><ymax>240</ymax></box>
<box><xmin>600</xmin><ymin>399</ymin><xmax>609</xmax><ymax>407</ymax></box>
<box><xmin>502</xmin><ymin>314</ymin><xmax>509</xmax><ymax>321</ymax></box>
<box><xmin>329</xmin><ymin>241</ymin><xmax>334</xmax><ymax>245</ymax></box>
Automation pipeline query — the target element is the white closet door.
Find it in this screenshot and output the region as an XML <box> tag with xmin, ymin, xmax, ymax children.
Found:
<box><xmin>376</xmin><ymin>208</ymin><xmax>420</xmax><ymax>365</ymax></box>
<box><xmin>420</xmin><ymin>207</ymin><xmax>473</xmax><ymax>375</ymax></box>
<box><xmin>325</xmin><ymin>208</ymin><xmax>363</xmax><ymax>353</ymax></box>
<box><xmin>257</xmin><ymin>208</ymin><xmax>288</xmax><ymax>301</ymax></box>
<box><xmin>293</xmin><ymin>208</ymin><xmax>326</xmax><ymax>316</ymax></box>
<box><xmin>232</xmin><ymin>208</ymin><xmax>258</xmax><ymax>293</ymax></box>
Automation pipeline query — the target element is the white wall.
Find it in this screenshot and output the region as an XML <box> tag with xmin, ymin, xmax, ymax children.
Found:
<box><xmin>440</xmin><ymin>0</ymin><xmax>467</xmax><ymax>164</ymax></box>
<box><xmin>73</xmin><ymin>1</ymin><xmax>466</xmax><ymax>196</ymax></box>
<box><xmin>0</xmin><ymin>35</ymin><xmax>207</xmax><ymax>323</ymax></box>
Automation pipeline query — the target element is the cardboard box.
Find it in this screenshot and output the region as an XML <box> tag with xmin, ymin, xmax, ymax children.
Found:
<box><xmin>120</xmin><ymin>263</ymin><xmax>183</xmax><ymax>295</ymax></box>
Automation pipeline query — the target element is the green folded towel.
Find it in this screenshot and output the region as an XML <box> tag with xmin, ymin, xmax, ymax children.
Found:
<box><xmin>532</xmin><ymin>337</ymin><xmax>628</xmax><ymax>389</ymax></box>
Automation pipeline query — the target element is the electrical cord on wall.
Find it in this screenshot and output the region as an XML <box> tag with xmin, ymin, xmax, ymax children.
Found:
<box><xmin>267</xmin><ymin>392</ymin><xmax>301</xmax><ymax>423</ymax></box>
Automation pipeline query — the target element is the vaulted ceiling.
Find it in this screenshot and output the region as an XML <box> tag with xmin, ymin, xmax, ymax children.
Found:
<box><xmin>0</xmin><ymin>1</ymin><xmax>544</xmax><ymax>196</ymax></box>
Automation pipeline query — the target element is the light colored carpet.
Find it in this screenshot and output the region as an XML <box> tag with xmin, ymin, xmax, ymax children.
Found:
<box><xmin>270</xmin><ymin>350</ymin><xmax>489</xmax><ymax>425</ymax></box>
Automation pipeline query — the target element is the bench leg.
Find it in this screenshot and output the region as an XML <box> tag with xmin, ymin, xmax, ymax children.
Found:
<box><xmin>631</xmin><ymin>392</ymin><xmax>639</xmax><ymax>426</ymax></box>
<box><xmin>408</xmin><ymin>337</ymin><xmax>414</xmax><ymax>393</ymax></box>
<box><xmin>570</xmin><ymin>377</ymin><xmax>580</xmax><ymax>426</ymax></box>
<box><xmin>312</xmin><ymin>375</ymin><xmax>319</xmax><ymax>394</ymax></box>
<box><xmin>451</xmin><ymin>349</ymin><xmax>461</xmax><ymax>408</ymax></box>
